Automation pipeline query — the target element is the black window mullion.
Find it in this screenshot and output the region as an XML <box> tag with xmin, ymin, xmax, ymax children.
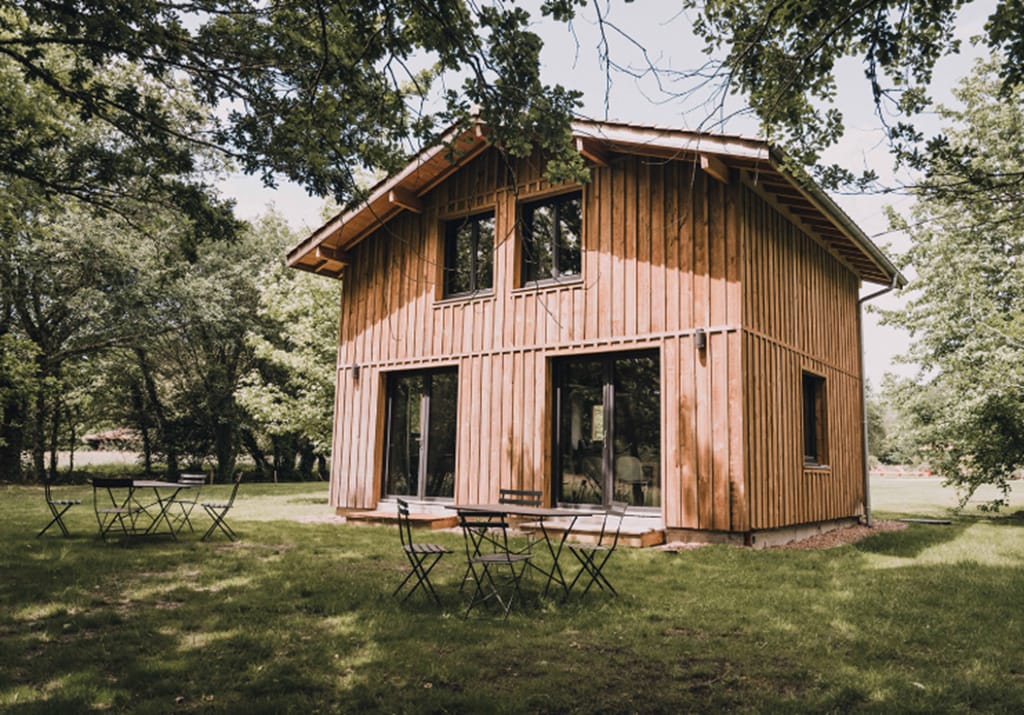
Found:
<box><xmin>551</xmin><ymin>199</ymin><xmax>562</xmax><ymax>278</ymax></box>
<box><xmin>602</xmin><ymin>358</ymin><xmax>615</xmax><ymax>507</ymax></box>
<box><xmin>468</xmin><ymin>223</ymin><xmax>478</xmax><ymax>292</ymax></box>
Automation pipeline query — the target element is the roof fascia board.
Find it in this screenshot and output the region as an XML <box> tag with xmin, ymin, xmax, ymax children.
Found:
<box><xmin>287</xmin><ymin>124</ymin><xmax>485</xmax><ymax>267</ymax></box>
<box><xmin>571</xmin><ymin>121</ymin><xmax>771</xmax><ymax>163</ymax></box>
<box><xmin>766</xmin><ymin>148</ymin><xmax>906</xmax><ymax>288</ymax></box>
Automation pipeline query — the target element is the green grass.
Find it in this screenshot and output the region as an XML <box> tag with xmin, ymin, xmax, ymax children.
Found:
<box><xmin>2</xmin><ymin>478</ymin><xmax>1023</xmax><ymax>713</ymax></box>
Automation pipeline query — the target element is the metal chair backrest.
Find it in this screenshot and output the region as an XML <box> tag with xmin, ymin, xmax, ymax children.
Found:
<box><xmin>92</xmin><ymin>477</ymin><xmax>133</xmax><ymax>505</ymax></box>
<box><xmin>498</xmin><ymin>488</ymin><xmax>542</xmax><ymax>507</ymax></box>
<box><xmin>223</xmin><ymin>475</ymin><xmax>242</xmax><ymax>507</ymax></box>
<box><xmin>178</xmin><ymin>473</ymin><xmax>206</xmax><ymax>486</ymax></box>
<box><xmin>396</xmin><ymin>498</ymin><xmax>415</xmax><ymax>550</ymax></box>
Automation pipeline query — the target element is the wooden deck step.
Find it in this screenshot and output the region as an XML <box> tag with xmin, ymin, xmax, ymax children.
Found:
<box><xmin>341</xmin><ymin>509</ymin><xmax>458</xmax><ymax>530</ymax></box>
<box><xmin>521</xmin><ymin>519</ymin><xmax>665</xmax><ymax>549</ymax></box>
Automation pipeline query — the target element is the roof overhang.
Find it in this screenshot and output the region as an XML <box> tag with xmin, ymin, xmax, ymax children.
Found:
<box><xmin>287</xmin><ymin>120</ymin><xmax>905</xmax><ymax>287</ymax></box>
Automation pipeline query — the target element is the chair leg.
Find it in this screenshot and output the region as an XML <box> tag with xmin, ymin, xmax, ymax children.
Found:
<box><xmin>464</xmin><ymin>560</ymin><xmax>527</xmax><ymax>618</ymax></box>
<box><xmin>568</xmin><ymin>549</ymin><xmax>617</xmax><ymax>597</ymax></box>
<box><xmin>201</xmin><ymin>506</ymin><xmax>236</xmax><ymax>541</ymax></box>
<box><xmin>38</xmin><ymin>504</ymin><xmax>73</xmax><ymax>538</ymax></box>
<box><xmin>394</xmin><ymin>552</ymin><xmax>445</xmax><ymax>606</ymax></box>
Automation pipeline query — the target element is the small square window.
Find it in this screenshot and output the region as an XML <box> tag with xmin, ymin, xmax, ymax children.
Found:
<box><xmin>443</xmin><ymin>211</ymin><xmax>494</xmax><ymax>298</ymax></box>
<box><xmin>521</xmin><ymin>191</ymin><xmax>582</xmax><ymax>284</ymax></box>
<box><xmin>802</xmin><ymin>372</ymin><xmax>828</xmax><ymax>466</ymax></box>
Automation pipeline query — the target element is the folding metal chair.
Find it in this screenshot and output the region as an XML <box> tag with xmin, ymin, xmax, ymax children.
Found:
<box><xmin>458</xmin><ymin>510</ymin><xmax>532</xmax><ymax>618</ymax></box>
<box><xmin>499</xmin><ymin>487</ymin><xmax>543</xmax><ymax>558</ymax></box>
<box><xmin>393</xmin><ymin>498</ymin><xmax>451</xmax><ymax>606</ymax></box>
<box><xmin>200</xmin><ymin>475</ymin><xmax>242</xmax><ymax>541</ymax></box>
<box><xmin>92</xmin><ymin>478</ymin><xmax>143</xmax><ymax>543</ymax></box>
<box><xmin>567</xmin><ymin>502</ymin><xmax>628</xmax><ymax>597</ymax></box>
<box><xmin>169</xmin><ymin>472</ymin><xmax>205</xmax><ymax>533</ymax></box>
<box><xmin>38</xmin><ymin>477</ymin><xmax>81</xmax><ymax>538</ymax></box>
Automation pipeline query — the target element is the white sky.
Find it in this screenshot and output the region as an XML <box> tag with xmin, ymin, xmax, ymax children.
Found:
<box><xmin>218</xmin><ymin>1</ymin><xmax>997</xmax><ymax>387</ymax></box>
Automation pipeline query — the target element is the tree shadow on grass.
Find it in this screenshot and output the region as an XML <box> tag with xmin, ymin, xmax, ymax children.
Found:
<box><xmin>853</xmin><ymin>521</ymin><xmax>967</xmax><ymax>558</ymax></box>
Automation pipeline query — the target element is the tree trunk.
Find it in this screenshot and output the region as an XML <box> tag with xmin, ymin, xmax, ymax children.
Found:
<box><xmin>32</xmin><ymin>388</ymin><xmax>46</xmax><ymax>481</ymax></box>
<box><xmin>298</xmin><ymin>442</ymin><xmax>316</xmax><ymax>481</ymax></box>
<box><xmin>67</xmin><ymin>404</ymin><xmax>76</xmax><ymax>475</ymax></box>
<box><xmin>239</xmin><ymin>428</ymin><xmax>271</xmax><ymax>479</ymax></box>
<box><xmin>0</xmin><ymin>396</ymin><xmax>26</xmax><ymax>483</ymax></box>
<box><xmin>47</xmin><ymin>397</ymin><xmax>60</xmax><ymax>482</ymax></box>
<box><xmin>135</xmin><ymin>348</ymin><xmax>177</xmax><ymax>476</ymax></box>
<box><xmin>213</xmin><ymin>418</ymin><xmax>236</xmax><ymax>484</ymax></box>
<box><xmin>128</xmin><ymin>378</ymin><xmax>153</xmax><ymax>474</ymax></box>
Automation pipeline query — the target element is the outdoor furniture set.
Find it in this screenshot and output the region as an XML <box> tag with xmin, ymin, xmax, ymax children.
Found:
<box><xmin>394</xmin><ymin>489</ymin><xmax>627</xmax><ymax>617</ymax></box>
<box><xmin>39</xmin><ymin>474</ymin><xmax>242</xmax><ymax>545</ymax></box>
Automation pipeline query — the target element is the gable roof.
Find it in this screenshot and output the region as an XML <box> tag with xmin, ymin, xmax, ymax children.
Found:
<box><xmin>287</xmin><ymin>120</ymin><xmax>905</xmax><ymax>287</ymax></box>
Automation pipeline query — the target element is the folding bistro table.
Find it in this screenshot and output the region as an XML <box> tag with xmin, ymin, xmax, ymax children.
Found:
<box><xmin>448</xmin><ymin>503</ymin><xmax>582</xmax><ymax>597</ymax></box>
<box><xmin>129</xmin><ymin>480</ymin><xmax>198</xmax><ymax>539</ymax></box>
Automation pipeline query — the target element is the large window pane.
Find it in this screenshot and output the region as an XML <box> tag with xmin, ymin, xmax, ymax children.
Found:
<box><xmin>384</xmin><ymin>369</ymin><xmax>457</xmax><ymax>499</ymax></box>
<box><xmin>556</xmin><ymin>357</ymin><xmax>605</xmax><ymax>505</ymax></box>
<box><xmin>556</xmin><ymin>195</ymin><xmax>582</xmax><ymax>278</ymax></box>
<box><xmin>425</xmin><ymin>371</ymin><xmax>458</xmax><ymax>497</ymax></box>
<box><xmin>612</xmin><ymin>355</ymin><xmax>660</xmax><ymax>507</ymax></box>
<box><xmin>444</xmin><ymin>212</ymin><xmax>494</xmax><ymax>297</ymax></box>
<box><xmin>522</xmin><ymin>191</ymin><xmax>582</xmax><ymax>283</ymax></box>
<box><xmin>384</xmin><ymin>375</ymin><xmax>422</xmax><ymax>497</ymax></box>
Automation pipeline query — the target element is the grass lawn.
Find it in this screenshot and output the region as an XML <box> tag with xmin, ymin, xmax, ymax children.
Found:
<box><xmin>2</xmin><ymin>477</ymin><xmax>1023</xmax><ymax>713</ymax></box>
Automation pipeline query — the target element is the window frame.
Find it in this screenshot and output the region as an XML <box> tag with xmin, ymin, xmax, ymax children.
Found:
<box><xmin>802</xmin><ymin>371</ymin><xmax>829</xmax><ymax>467</ymax></box>
<box><xmin>442</xmin><ymin>210</ymin><xmax>495</xmax><ymax>299</ymax></box>
<box><xmin>519</xmin><ymin>189</ymin><xmax>583</xmax><ymax>286</ymax></box>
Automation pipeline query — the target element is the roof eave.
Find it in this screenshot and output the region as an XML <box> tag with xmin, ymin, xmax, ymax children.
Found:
<box><xmin>766</xmin><ymin>148</ymin><xmax>906</xmax><ymax>288</ymax></box>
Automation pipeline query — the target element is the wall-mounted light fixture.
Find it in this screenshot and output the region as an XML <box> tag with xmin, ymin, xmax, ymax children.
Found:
<box><xmin>695</xmin><ymin>328</ymin><xmax>707</xmax><ymax>352</ymax></box>
<box><xmin>351</xmin><ymin>363</ymin><xmax>361</xmax><ymax>381</ymax></box>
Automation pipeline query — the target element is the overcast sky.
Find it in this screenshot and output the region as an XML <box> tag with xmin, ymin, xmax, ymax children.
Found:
<box><xmin>218</xmin><ymin>1</ymin><xmax>998</xmax><ymax>388</ymax></box>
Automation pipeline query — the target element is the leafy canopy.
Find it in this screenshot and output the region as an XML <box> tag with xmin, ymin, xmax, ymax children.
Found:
<box><xmin>676</xmin><ymin>0</ymin><xmax>1024</xmax><ymax>188</ymax></box>
<box><xmin>1</xmin><ymin>1</ymin><xmax>587</xmax><ymax>210</ymax></box>
<box><xmin>882</xmin><ymin>58</ymin><xmax>1024</xmax><ymax>507</ymax></box>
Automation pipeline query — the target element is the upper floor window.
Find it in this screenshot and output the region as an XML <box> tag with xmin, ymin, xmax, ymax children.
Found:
<box><xmin>443</xmin><ymin>211</ymin><xmax>494</xmax><ymax>298</ymax></box>
<box><xmin>802</xmin><ymin>372</ymin><xmax>828</xmax><ymax>466</ymax></box>
<box><xmin>521</xmin><ymin>190</ymin><xmax>582</xmax><ymax>284</ymax></box>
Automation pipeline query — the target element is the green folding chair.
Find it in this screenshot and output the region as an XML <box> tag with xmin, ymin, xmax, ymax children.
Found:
<box><xmin>38</xmin><ymin>478</ymin><xmax>81</xmax><ymax>538</ymax></box>
<box><xmin>200</xmin><ymin>475</ymin><xmax>242</xmax><ymax>541</ymax></box>
<box><xmin>393</xmin><ymin>498</ymin><xmax>451</xmax><ymax>606</ymax></box>
<box><xmin>567</xmin><ymin>502</ymin><xmax>628</xmax><ymax>597</ymax></box>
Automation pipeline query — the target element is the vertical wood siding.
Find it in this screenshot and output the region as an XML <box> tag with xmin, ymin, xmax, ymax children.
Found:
<box><xmin>739</xmin><ymin>183</ymin><xmax>865</xmax><ymax>528</ymax></box>
<box><xmin>330</xmin><ymin>148</ymin><xmax>863</xmax><ymax>531</ymax></box>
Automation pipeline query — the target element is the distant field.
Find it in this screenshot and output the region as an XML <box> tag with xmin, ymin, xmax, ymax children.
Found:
<box><xmin>871</xmin><ymin>475</ymin><xmax>1024</xmax><ymax>518</ymax></box>
<box><xmin>54</xmin><ymin>450</ymin><xmax>141</xmax><ymax>467</ymax></box>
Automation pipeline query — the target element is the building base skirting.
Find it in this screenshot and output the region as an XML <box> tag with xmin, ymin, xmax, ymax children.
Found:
<box><xmin>664</xmin><ymin>517</ymin><xmax>862</xmax><ymax>549</ymax></box>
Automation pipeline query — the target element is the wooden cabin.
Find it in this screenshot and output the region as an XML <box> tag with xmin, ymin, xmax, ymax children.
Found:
<box><xmin>288</xmin><ymin>120</ymin><xmax>904</xmax><ymax>546</ymax></box>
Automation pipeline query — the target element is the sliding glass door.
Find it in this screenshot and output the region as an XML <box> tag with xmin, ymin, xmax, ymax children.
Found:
<box><xmin>554</xmin><ymin>351</ymin><xmax>660</xmax><ymax>508</ymax></box>
<box><xmin>383</xmin><ymin>369</ymin><xmax>457</xmax><ymax>500</ymax></box>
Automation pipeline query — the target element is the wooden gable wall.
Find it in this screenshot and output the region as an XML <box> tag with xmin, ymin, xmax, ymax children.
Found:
<box><xmin>740</xmin><ymin>181</ymin><xmax>866</xmax><ymax>530</ymax></box>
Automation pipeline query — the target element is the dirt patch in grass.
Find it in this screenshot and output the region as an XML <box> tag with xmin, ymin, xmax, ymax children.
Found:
<box><xmin>769</xmin><ymin>519</ymin><xmax>907</xmax><ymax>550</ymax></box>
<box><xmin>661</xmin><ymin>520</ymin><xmax>908</xmax><ymax>551</ymax></box>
